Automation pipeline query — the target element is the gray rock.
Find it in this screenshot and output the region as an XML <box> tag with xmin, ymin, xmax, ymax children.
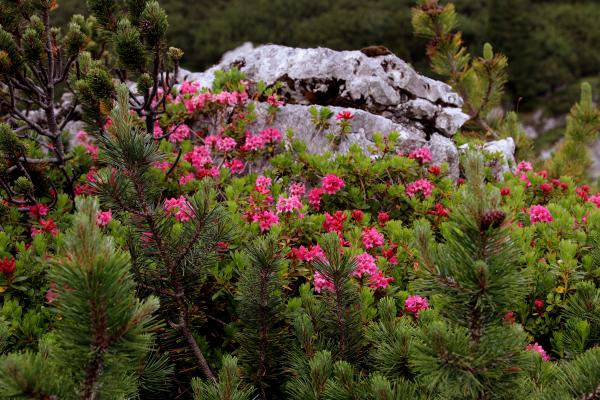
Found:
<box><xmin>181</xmin><ymin>44</ymin><xmax>469</xmax><ymax>138</ymax></box>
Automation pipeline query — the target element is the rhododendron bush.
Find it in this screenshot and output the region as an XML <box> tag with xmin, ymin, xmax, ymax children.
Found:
<box><xmin>2</xmin><ymin>0</ymin><xmax>600</xmax><ymax>399</ymax></box>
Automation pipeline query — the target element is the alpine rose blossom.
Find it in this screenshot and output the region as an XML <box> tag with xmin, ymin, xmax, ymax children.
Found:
<box><xmin>255</xmin><ymin>175</ymin><xmax>272</xmax><ymax>194</ymax></box>
<box><xmin>529</xmin><ymin>205</ymin><xmax>553</xmax><ymax>224</ymax></box>
<box><xmin>368</xmin><ymin>271</ymin><xmax>394</xmax><ymax>289</ymax></box>
<box><xmin>526</xmin><ymin>343</ymin><xmax>550</xmax><ymax>361</ymax></box>
<box><xmin>168</xmin><ymin>124</ymin><xmax>191</xmax><ymax>143</ymax></box>
<box><xmin>589</xmin><ymin>194</ymin><xmax>600</xmax><ymax>208</ymax></box>
<box><xmin>516</xmin><ymin>161</ymin><xmax>533</xmax><ymax>174</ymax></box>
<box><xmin>96</xmin><ymin>210</ymin><xmax>112</xmax><ymax>227</ymax></box>
<box><xmin>259</xmin><ymin>128</ymin><xmax>283</xmax><ymax>143</ymax></box>
<box><xmin>408</xmin><ymin>147</ymin><xmax>433</xmax><ymax>164</ymax></box>
<box><xmin>321</xmin><ymin>174</ymin><xmax>345</xmax><ymax>195</ymax></box>
<box><xmin>335</xmin><ymin>111</ymin><xmax>354</xmax><ymax>120</ymax></box>
<box><xmin>308</xmin><ymin>188</ymin><xmax>323</xmax><ymax>210</ymax></box>
<box><xmin>215</xmin><ymin>136</ymin><xmax>237</xmax><ymax>152</ymax></box>
<box><xmin>405</xmin><ymin>179</ymin><xmax>434</xmax><ymax>198</ymax></box>
<box><xmin>361</xmin><ymin>227</ymin><xmax>384</xmax><ymax>249</ymax></box>
<box><xmin>276</xmin><ymin>195</ymin><xmax>303</xmax><ymax>214</ymax></box>
<box><xmin>164</xmin><ymin>196</ymin><xmax>193</xmax><ymax>222</ymax></box>
<box><xmin>353</xmin><ymin>253</ymin><xmax>379</xmax><ymax>277</ymax></box>
<box><xmin>405</xmin><ymin>295</ymin><xmax>429</xmax><ymax>316</ymax></box>
<box><xmin>313</xmin><ymin>271</ymin><xmax>335</xmax><ymax>293</ymax></box>
<box><xmin>0</xmin><ymin>257</ymin><xmax>16</xmax><ymax>276</ymax></box>
<box><xmin>254</xmin><ymin>210</ymin><xmax>279</xmax><ymax>232</ymax></box>
<box><xmin>289</xmin><ymin>183</ymin><xmax>306</xmax><ymax>197</ymax></box>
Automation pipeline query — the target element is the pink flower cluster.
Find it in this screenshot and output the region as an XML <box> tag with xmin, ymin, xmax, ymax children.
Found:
<box><xmin>336</xmin><ymin>111</ymin><xmax>354</xmax><ymax>121</ymax></box>
<box><xmin>323</xmin><ymin>211</ymin><xmax>347</xmax><ymax>233</ymax></box>
<box><xmin>353</xmin><ymin>252</ymin><xmax>394</xmax><ymax>289</ymax></box>
<box><xmin>290</xmin><ymin>244</ymin><xmax>324</xmax><ymax>262</ymax></box>
<box><xmin>526</xmin><ymin>342</ymin><xmax>550</xmax><ymax>361</ymax></box>
<box><xmin>168</xmin><ymin>124</ymin><xmax>191</xmax><ymax>143</ymax></box>
<box><xmin>179</xmin><ymin>80</ymin><xmax>200</xmax><ymax>95</ymax></box>
<box><xmin>276</xmin><ymin>195</ymin><xmax>304</xmax><ymax>215</ymax></box>
<box><xmin>361</xmin><ymin>227</ymin><xmax>384</xmax><ymax>249</ymax></box>
<box><xmin>529</xmin><ymin>205</ymin><xmax>553</xmax><ymax>224</ymax></box>
<box><xmin>253</xmin><ymin>210</ymin><xmax>279</xmax><ymax>232</ymax></box>
<box><xmin>255</xmin><ymin>175</ymin><xmax>272</xmax><ymax>194</ymax></box>
<box><xmin>405</xmin><ymin>179</ymin><xmax>434</xmax><ymax>198</ymax></box>
<box><xmin>184</xmin><ymin>146</ymin><xmax>213</xmax><ymax>169</ymax></box>
<box><xmin>313</xmin><ymin>271</ymin><xmax>335</xmax><ymax>293</ymax></box>
<box><xmin>321</xmin><ymin>174</ymin><xmax>346</xmax><ymax>195</ymax></box>
<box><xmin>240</xmin><ymin>128</ymin><xmax>283</xmax><ymax>152</ymax></box>
<box><xmin>183</xmin><ymin>90</ymin><xmax>249</xmax><ymax>113</ymax></box>
<box><xmin>76</xmin><ymin>130</ymin><xmax>99</xmax><ymax>160</ymax></box>
<box><xmin>27</xmin><ymin>203</ymin><xmax>49</xmax><ymax>220</ymax></box>
<box><xmin>308</xmin><ymin>188</ymin><xmax>323</xmax><ymax>210</ymax></box>
<box><xmin>408</xmin><ymin>147</ymin><xmax>433</xmax><ymax>164</ymax></box>
<box><xmin>289</xmin><ymin>183</ymin><xmax>306</xmax><ymax>197</ymax></box>
<box><xmin>589</xmin><ymin>194</ymin><xmax>600</xmax><ymax>208</ymax></box>
<box><xmin>516</xmin><ymin>161</ymin><xmax>533</xmax><ymax>174</ymax></box>
<box><xmin>96</xmin><ymin>210</ymin><xmax>112</xmax><ymax>227</ymax></box>
<box><xmin>405</xmin><ymin>295</ymin><xmax>429</xmax><ymax>316</ymax></box>
<box><xmin>164</xmin><ymin>196</ymin><xmax>193</xmax><ymax>222</ymax></box>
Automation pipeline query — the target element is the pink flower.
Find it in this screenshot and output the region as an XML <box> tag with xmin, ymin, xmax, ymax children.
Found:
<box><xmin>516</xmin><ymin>161</ymin><xmax>533</xmax><ymax>174</ymax></box>
<box><xmin>362</xmin><ymin>227</ymin><xmax>384</xmax><ymax>249</ymax></box>
<box><xmin>589</xmin><ymin>194</ymin><xmax>600</xmax><ymax>208</ymax></box>
<box><xmin>267</xmin><ymin>95</ymin><xmax>284</xmax><ymax>107</ymax></box>
<box><xmin>0</xmin><ymin>256</ymin><xmax>16</xmax><ymax>277</ymax></box>
<box><xmin>520</xmin><ymin>174</ymin><xmax>532</xmax><ymax>188</ymax></box>
<box><xmin>184</xmin><ymin>146</ymin><xmax>212</xmax><ymax>169</ymax></box>
<box><xmin>353</xmin><ymin>253</ymin><xmax>379</xmax><ymax>277</ymax></box>
<box><xmin>152</xmin><ymin>161</ymin><xmax>172</xmax><ymax>172</ymax></box>
<box><xmin>179</xmin><ymin>173</ymin><xmax>195</xmax><ymax>185</ymax></box>
<box><xmin>83</xmin><ymin>143</ymin><xmax>99</xmax><ymax>160</ymax></box>
<box><xmin>335</xmin><ymin>111</ymin><xmax>354</xmax><ymax>120</ymax></box>
<box><xmin>153</xmin><ymin>123</ymin><xmax>164</xmax><ymax>139</ymax></box>
<box><xmin>169</xmin><ymin>124</ymin><xmax>191</xmax><ymax>143</ymax></box>
<box><xmin>75</xmin><ymin>130</ymin><xmax>88</xmax><ymax>143</ymax></box>
<box><xmin>96</xmin><ymin>210</ymin><xmax>112</xmax><ymax>227</ymax></box>
<box><xmin>276</xmin><ymin>195</ymin><xmax>303</xmax><ymax>214</ymax></box>
<box><xmin>179</xmin><ymin>80</ymin><xmax>200</xmax><ymax>95</ymax></box>
<box><xmin>308</xmin><ymin>188</ymin><xmax>323</xmax><ymax>210</ymax></box>
<box><xmin>289</xmin><ymin>183</ymin><xmax>306</xmax><ymax>197</ymax></box>
<box><xmin>313</xmin><ymin>271</ymin><xmax>335</xmax><ymax>293</ymax></box>
<box><xmin>321</xmin><ymin>174</ymin><xmax>345</xmax><ymax>195</ymax></box>
<box><xmin>45</xmin><ymin>282</ymin><xmax>58</xmax><ymax>303</ymax></box>
<box><xmin>405</xmin><ymin>179</ymin><xmax>434</xmax><ymax>198</ymax></box>
<box><xmin>323</xmin><ymin>211</ymin><xmax>346</xmax><ymax>233</ymax></box>
<box><xmin>259</xmin><ymin>128</ymin><xmax>282</xmax><ymax>143</ymax></box>
<box><xmin>405</xmin><ymin>295</ymin><xmax>429</xmax><ymax>316</ymax></box>
<box><xmin>216</xmin><ymin>136</ymin><xmax>237</xmax><ymax>152</ymax></box>
<box><xmin>254</xmin><ymin>210</ymin><xmax>279</xmax><ymax>232</ymax></box>
<box><xmin>255</xmin><ymin>175</ymin><xmax>272</xmax><ymax>194</ymax></box>
<box><xmin>368</xmin><ymin>271</ymin><xmax>394</xmax><ymax>289</ymax></box>
<box><xmin>164</xmin><ymin>196</ymin><xmax>193</xmax><ymax>222</ymax></box>
<box><xmin>28</xmin><ymin>203</ymin><xmax>49</xmax><ymax>220</ymax></box>
<box><xmin>408</xmin><ymin>147</ymin><xmax>433</xmax><ymax>164</ymax></box>
<box><xmin>526</xmin><ymin>342</ymin><xmax>550</xmax><ymax>361</ymax></box>
<box><xmin>529</xmin><ymin>205</ymin><xmax>553</xmax><ymax>224</ymax></box>
<box><xmin>377</xmin><ymin>212</ymin><xmax>390</xmax><ymax>225</ymax></box>
<box><xmin>241</xmin><ymin>132</ymin><xmax>267</xmax><ymax>152</ymax></box>
<box><xmin>31</xmin><ymin>218</ymin><xmax>58</xmax><ymax>237</ymax></box>
<box><xmin>224</xmin><ymin>159</ymin><xmax>245</xmax><ymax>174</ymax></box>
<box><xmin>351</xmin><ymin>210</ymin><xmax>364</xmax><ymax>222</ymax></box>
<box><xmin>291</xmin><ymin>244</ymin><xmax>325</xmax><ymax>262</ymax></box>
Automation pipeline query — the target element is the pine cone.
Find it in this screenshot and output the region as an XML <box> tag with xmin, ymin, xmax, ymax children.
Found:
<box><xmin>480</xmin><ymin>210</ymin><xmax>506</xmax><ymax>231</ymax></box>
